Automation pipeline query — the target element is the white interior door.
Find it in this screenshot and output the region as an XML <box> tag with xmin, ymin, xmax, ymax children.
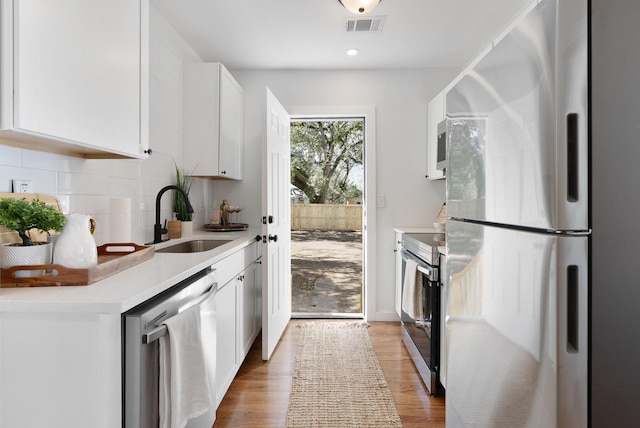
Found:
<box><xmin>262</xmin><ymin>88</ymin><xmax>291</xmax><ymax>360</ymax></box>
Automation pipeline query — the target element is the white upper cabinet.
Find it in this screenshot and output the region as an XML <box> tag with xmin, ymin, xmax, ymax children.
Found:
<box><xmin>426</xmin><ymin>90</ymin><xmax>445</xmax><ymax>180</ymax></box>
<box><xmin>0</xmin><ymin>0</ymin><xmax>149</xmax><ymax>159</ymax></box>
<box><xmin>183</xmin><ymin>62</ymin><xmax>244</xmax><ymax>180</ymax></box>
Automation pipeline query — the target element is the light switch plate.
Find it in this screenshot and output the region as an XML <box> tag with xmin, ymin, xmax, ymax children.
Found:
<box><xmin>12</xmin><ymin>179</ymin><xmax>32</xmax><ymax>193</ymax></box>
<box><xmin>376</xmin><ymin>194</ymin><xmax>386</xmax><ymax>208</ymax></box>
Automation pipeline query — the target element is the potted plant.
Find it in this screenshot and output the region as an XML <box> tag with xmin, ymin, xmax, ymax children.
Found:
<box><xmin>0</xmin><ymin>197</ymin><xmax>66</xmax><ymax>271</ymax></box>
<box><xmin>174</xmin><ymin>162</ymin><xmax>195</xmax><ymax>237</ymax></box>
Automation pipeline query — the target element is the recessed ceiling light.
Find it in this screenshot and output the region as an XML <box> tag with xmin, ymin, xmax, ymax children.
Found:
<box><xmin>346</xmin><ymin>48</ymin><xmax>359</xmax><ymax>56</ymax></box>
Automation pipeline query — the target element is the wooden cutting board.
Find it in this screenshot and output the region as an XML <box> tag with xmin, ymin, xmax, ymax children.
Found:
<box><xmin>435</xmin><ymin>203</ymin><xmax>447</xmax><ymax>224</ymax></box>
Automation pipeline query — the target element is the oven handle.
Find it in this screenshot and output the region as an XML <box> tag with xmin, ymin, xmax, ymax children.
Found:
<box><xmin>417</xmin><ymin>265</ymin><xmax>434</xmax><ymax>276</ymax></box>
<box><xmin>401</xmin><ymin>249</ymin><xmax>438</xmax><ymax>281</ymax></box>
<box><xmin>141</xmin><ymin>280</ymin><xmax>218</xmax><ymax>344</ymax></box>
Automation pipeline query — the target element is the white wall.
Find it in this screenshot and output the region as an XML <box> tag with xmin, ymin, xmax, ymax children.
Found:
<box><xmin>0</xmin><ymin>7</ymin><xmax>203</xmax><ymax>245</ymax></box>
<box><xmin>217</xmin><ymin>69</ymin><xmax>453</xmax><ymax>320</ymax></box>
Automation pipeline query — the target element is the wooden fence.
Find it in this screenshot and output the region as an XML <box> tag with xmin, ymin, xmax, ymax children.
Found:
<box><xmin>291</xmin><ymin>204</ymin><xmax>362</xmax><ymax>231</ymax></box>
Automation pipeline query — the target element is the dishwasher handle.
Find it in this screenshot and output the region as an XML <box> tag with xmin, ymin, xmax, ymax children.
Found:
<box><xmin>142</xmin><ymin>281</ymin><xmax>218</xmax><ymax>344</ymax></box>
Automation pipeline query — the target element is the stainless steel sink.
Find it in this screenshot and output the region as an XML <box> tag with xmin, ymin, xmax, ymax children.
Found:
<box><xmin>156</xmin><ymin>239</ymin><xmax>231</xmax><ymax>253</ymax></box>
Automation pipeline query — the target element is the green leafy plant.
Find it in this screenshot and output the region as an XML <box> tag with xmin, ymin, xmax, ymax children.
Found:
<box><xmin>0</xmin><ymin>198</ymin><xmax>66</xmax><ymax>246</ymax></box>
<box><xmin>174</xmin><ymin>162</ymin><xmax>195</xmax><ymax>221</ymax></box>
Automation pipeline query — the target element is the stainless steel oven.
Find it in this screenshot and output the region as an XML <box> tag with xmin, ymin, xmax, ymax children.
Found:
<box><xmin>400</xmin><ymin>232</ymin><xmax>444</xmax><ymax>395</ymax></box>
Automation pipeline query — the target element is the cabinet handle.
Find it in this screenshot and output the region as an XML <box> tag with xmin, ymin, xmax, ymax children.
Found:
<box><xmin>268</xmin><ymin>234</ymin><xmax>278</xmax><ymax>242</ymax></box>
<box><xmin>144</xmin><ymin>148</ymin><xmax>153</xmax><ymax>155</ymax></box>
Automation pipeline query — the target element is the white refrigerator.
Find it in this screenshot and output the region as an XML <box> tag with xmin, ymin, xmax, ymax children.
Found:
<box><xmin>442</xmin><ymin>0</ymin><xmax>627</xmax><ymax>426</ymax></box>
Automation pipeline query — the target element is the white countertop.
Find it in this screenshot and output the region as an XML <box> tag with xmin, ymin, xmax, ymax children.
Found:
<box><xmin>0</xmin><ymin>228</ymin><xmax>261</xmax><ymax>314</ymax></box>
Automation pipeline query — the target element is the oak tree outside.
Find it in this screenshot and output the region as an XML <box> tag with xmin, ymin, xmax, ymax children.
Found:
<box><xmin>290</xmin><ymin>119</ymin><xmax>364</xmax><ymax>204</ymax></box>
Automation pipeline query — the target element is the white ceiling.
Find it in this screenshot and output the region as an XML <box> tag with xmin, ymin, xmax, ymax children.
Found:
<box><xmin>151</xmin><ymin>0</ymin><xmax>533</xmax><ymax>71</ymax></box>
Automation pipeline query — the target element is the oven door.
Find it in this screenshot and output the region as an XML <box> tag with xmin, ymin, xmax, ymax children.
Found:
<box><xmin>400</xmin><ymin>249</ymin><xmax>438</xmax><ymax>324</ymax></box>
<box><xmin>400</xmin><ymin>249</ymin><xmax>442</xmax><ymax>394</ymax></box>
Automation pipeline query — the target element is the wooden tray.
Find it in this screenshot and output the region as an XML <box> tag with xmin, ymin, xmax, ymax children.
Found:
<box><xmin>0</xmin><ymin>243</ymin><xmax>154</xmax><ymax>288</ymax></box>
<box><xmin>203</xmin><ymin>223</ymin><xmax>248</xmax><ymax>232</ymax></box>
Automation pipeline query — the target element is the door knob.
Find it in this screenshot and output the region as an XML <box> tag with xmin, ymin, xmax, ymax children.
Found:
<box><xmin>268</xmin><ymin>234</ymin><xmax>278</xmax><ymax>242</ymax></box>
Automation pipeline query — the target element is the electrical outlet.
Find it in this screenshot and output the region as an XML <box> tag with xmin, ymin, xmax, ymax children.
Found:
<box><xmin>12</xmin><ymin>179</ymin><xmax>32</xmax><ymax>193</ymax></box>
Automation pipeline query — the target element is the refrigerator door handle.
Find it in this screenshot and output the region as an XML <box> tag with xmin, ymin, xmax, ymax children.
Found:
<box><xmin>566</xmin><ymin>265</ymin><xmax>579</xmax><ymax>353</ymax></box>
<box><xmin>566</xmin><ymin>113</ymin><xmax>579</xmax><ymax>202</ymax></box>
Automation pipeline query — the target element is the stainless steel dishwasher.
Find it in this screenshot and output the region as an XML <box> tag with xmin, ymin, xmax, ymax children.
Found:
<box><xmin>122</xmin><ymin>266</ymin><xmax>217</xmax><ymax>428</ymax></box>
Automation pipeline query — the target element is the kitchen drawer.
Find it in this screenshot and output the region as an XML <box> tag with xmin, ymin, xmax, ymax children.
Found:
<box><xmin>216</xmin><ymin>242</ymin><xmax>257</xmax><ymax>288</ymax></box>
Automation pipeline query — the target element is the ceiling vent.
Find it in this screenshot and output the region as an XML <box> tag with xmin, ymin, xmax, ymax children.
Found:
<box><xmin>344</xmin><ymin>16</ymin><xmax>386</xmax><ymax>32</ymax></box>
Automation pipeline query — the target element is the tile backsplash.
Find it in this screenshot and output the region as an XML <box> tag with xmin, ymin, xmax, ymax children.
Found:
<box><xmin>0</xmin><ymin>6</ymin><xmax>207</xmax><ymax>246</ymax></box>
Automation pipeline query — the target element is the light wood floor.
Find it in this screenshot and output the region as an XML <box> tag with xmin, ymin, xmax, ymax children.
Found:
<box><xmin>213</xmin><ymin>321</ymin><xmax>446</xmax><ymax>427</ymax></box>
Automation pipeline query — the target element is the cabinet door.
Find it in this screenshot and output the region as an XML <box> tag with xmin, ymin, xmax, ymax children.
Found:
<box><xmin>214</xmin><ymin>279</ymin><xmax>237</xmax><ymax>407</ymax></box>
<box><xmin>394</xmin><ymin>231</ymin><xmax>403</xmax><ymax>317</ymax></box>
<box><xmin>254</xmin><ymin>256</ymin><xmax>263</xmax><ymax>333</ymax></box>
<box><xmin>427</xmin><ymin>91</ymin><xmax>445</xmax><ymax>180</ymax></box>
<box><xmin>218</xmin><ymin>67</ymin><xmax>243</xmax><ymax>179</ymax></box>
<box><xmin>183</xmin><ymin>62</ymin><xmax>243</xmax><ymax>179</ymax></box>
<box><xmin>9</xmin><ymin>0</ymin><xmax>148</xmax><ymax>158</ymax></box>
<box><xmin>238</xmin><ymin>264</ymin><xmax>258</xmax><ymax>358</ymax></box>
<box><xmin>439</xmin><ymin>253</ymin><xmax>448</xmax><ymax>389</ymax></box>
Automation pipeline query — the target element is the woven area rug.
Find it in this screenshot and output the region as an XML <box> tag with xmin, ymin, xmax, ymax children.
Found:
<box><xmin>285</xmin><ymin>322</ymin><xmax>403</xmax><ymax>427</ymax></box>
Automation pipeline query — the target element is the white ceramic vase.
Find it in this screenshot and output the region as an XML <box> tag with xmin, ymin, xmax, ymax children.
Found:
<box><xmin>53</xmin><ymin>213</ymin><xmax>98</xmax><ymax>269</ymax></box>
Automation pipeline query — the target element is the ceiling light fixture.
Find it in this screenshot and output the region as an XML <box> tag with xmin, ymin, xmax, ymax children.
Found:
<box><xmin>338</xmin><ymin>0</ymin><xmax>381</xmax><ymax>15</ymax></box>
<box><xmin>346</xmin><ymin>48</ymin><xmax>359</xmax><ymax>56</ymax></box>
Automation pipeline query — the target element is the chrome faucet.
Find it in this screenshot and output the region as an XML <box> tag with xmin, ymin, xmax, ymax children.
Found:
<box><xmin>152</xmin><ymin>185</ymin><xmax>194</xmax><ymax>244</ymax></box>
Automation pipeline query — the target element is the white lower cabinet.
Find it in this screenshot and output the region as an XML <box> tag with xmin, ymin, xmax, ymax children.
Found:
<box><xmin>0</xmin><ymin>239</ymin><xmax>262</xmax><ymax>428</ymax></box>
<box><xmin>239</xmin><ymin>266</ymin><xmax>256</xmax><ymax>357</ymax></box>
<box><xmin>394</xmin><ymin>231</ymin><xmax>404</xmax><ymax>318</ymax></box>
<box><xmin>0</xmin><ymin>312</ymin><xmax>122</xmax><ymax>428</ymax></box>
<box><xmin>439</xmin><ymin>252</ymin><xmax>448</xmax><ymax>389</ymax></box>
<box><xmin>214</xmin><ymin>276</ymin><xmax>239</xmax><ymax>406</ymax></box>
<box><xmin>214</xmin><ymin>241</ymin><xmax>262</xmax><ymax>407</ymax></box>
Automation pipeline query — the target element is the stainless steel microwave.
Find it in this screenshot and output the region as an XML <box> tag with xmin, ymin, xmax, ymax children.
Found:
<box><xmin>436</xmin><ymin>119</ymin><xmax>447</xmax><ymax>171</ymax></box>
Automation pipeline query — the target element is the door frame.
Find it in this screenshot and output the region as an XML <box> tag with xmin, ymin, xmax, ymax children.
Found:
<box><xmin>289</xmin><ymin>105</ymin><xmax>377</xmax><ymax>321</ymax></box>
